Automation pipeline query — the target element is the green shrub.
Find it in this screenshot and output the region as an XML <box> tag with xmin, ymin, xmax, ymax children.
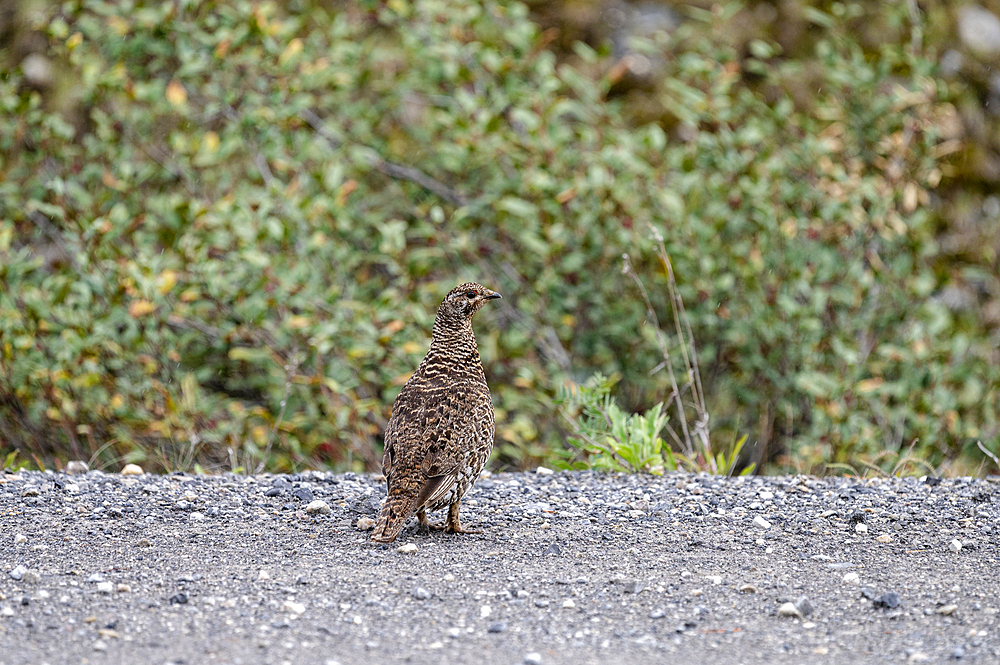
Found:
<box><xmin>1</xmin><ymin>0</ymin><xmax>997</xmax><ymax>474</ymax></box>
<box><xmin>636</xmin><ymin>5</ymin><xmax>1000</xmax><ymax>472</ymax></box>
<box><xmin>1</xmin><ymin>0</ymin><xmax>653</xmax><ymax>471</ymax></box>
<box><xmin>557</xmin><ymin>373</ymin><xmax>672</xmax><ymax>475</ymax></box>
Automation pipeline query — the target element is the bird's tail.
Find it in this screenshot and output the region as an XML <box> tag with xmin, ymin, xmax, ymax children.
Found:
<box><xmin>371</xmin><ymin>489</ymin><xmax>418</xmax><ymax>544</ymax></box>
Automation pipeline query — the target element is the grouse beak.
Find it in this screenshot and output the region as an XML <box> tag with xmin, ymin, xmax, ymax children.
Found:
<box><xmin>485</xmin><ymin>290</ymin><xmax>502</xmax><ymax>300</ymax></box>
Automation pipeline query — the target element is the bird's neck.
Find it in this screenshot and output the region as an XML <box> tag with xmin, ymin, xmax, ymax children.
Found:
<box><xmin>426</xmin><ymin>317</ymin><xmax>485</xmax><ymax>377</ymax></box>
<box><xmin>430</xmin><ymin>317</ymin><xmax>476</xmax><ymax>352</ymax></box>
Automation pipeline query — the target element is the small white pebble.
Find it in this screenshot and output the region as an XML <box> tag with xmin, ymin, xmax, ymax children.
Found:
<box><xmin>855</xmin><ymin>523</ymin><xmax>868</xmax><ymax>534</ymax></box>
<box><xmin>356</xmin><ymin>517</ymin><xmax>375</xmax><ymax>531</ymax></box>
<box><xmin>282</xmin><ymin>600</ymin><xmax>306</xmax><ymax>615</ymax></box>
<box><xmin>117</xmin><ymin>583</ymin><xmax>131</xmax><ymax>593</ymax></box>
<box><xmin>690</xmin><ymin>589</ymin><xmax>703</xmax><ymax>597</ymax></box>
<box><xmin>305</xmin><ymin>500</ymin><xmax>331</xmax><ymax>515</ymax></box>
<box><xmin>758</xmin><ymin>491</ymin><xmax>774</xmax><ymax>500</ymax></box>
<box><xmin>738</xmin><ymin>584</ymin><xmax>758</xmax><ymax>593</ymax></box>
<box><xmin>480</xmin><ymin>605</ymin><xmax>492</xmax><ymax>618</ymax></box>
<box><xmin>936</xmin><ymin>604</ymin><xmax>958</xmax><ymax>615</ymax></box>
<box><xmin>1</xmin><ymin>606</ymin><xmax>14</xmax><ymax>618</ymax></box>
<box><xmin>876</xmin><ymin>534</ymin><xmax>892</xmax><ymax>543</ymax></box>
<box><xmin>14</xmin><ymin>534</ymin><xmax>27</xmax><ymax>545</ymax></box>
<box><xmin>120</xmin><ymin>463</ymin><xmax>143</xmax><ymax>475</ymax></box>
<box><xmin>843</xmin><ymin>572</ymin><xmax>861</xmax><ymax>585</ymax></box>
<box><xmin>753</xmin><ymin>516</ymin><xmax>771</xmax><ymax>530</ymax></box>
<box><xmin>949</xmin><ymin>539</ymin><xmax>962</xmax><ymax>553</ymax></box>
<box><xmin>443</xmin><ymin>573</ymin><xmax>455</xmax><ymax>582</ymax></box>
<box><xmin>396</xmin><ymin>543</ymin><xmax>418</xmax><ymax>553</ymax></box>
<box><xmin>706</xmin><ymin>575</ymin><xmax>722</xmax><ymax>585</ymax></box>
<box><xmin>96</xmin><ymin>582</ymin><xmax>113</xmax><ymax>594</ymax></box>
<box><xmin>561</xmin><ymin>599</ymin><xmax>576</xmax><ymax>608</ymax></box>
<box><xmin>535</xmin><ymin>466</ymin><xmax>554</xmax><ymax>475</ymax></box>
<box><xmin>524</xmin><ymin>653</ymin><xmax>543</xmax><ymax>665</ymax></box>
<box><xmin>778</xmin><ymin>602</ymin><xmax>803</xmax><ymax>618</ymax></box>
<box><xmin>258</xmin><ymin>569</ymin><xmax>271</xmax><ymax>580</ymax></box>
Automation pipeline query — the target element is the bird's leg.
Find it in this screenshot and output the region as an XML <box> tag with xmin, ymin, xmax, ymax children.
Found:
<box><xmin>417</xmin><ymin>507</ymin><xmax>445</xmax><ymax>532</ymax></box>
<box><xmin>443</xmin><ymin>500</ymin><xmax>482</xmax><ymax>535</ymax></box>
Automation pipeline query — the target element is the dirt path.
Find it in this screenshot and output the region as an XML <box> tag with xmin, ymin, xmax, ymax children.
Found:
<box><xmin>2</xmin><ymin>468</ymin><xmax>997</xmax><ymax>664</ymax></box>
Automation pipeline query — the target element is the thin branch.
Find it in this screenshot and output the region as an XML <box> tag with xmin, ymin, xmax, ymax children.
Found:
<box><xmin>299</xmin><ymin>108</ymin><xmax>342</xmax><ymax>149</ymax></box>
<box><xmin>370</xmin><ymin>156</ymin><xmax>467</xmax><ymax>206</ymax></box>
<box><xmin>978</xmin><ymin>440</ymin><xmax>1000</xmax><ymax>471</ymax></box>
<box><xmin>905</xmin><ymin>0</ymin><xmax>923</xmax><ymax>55</ymax></box>
<box><xmin>299</xmin><ymin>108</ymin><xmax>467</xmax><ymax>206</ymax></box>
<box><xmin>254</xmin><ymin>359</ymin><xmax>296</xmax><ymax>475</ymax></box>
<box><xmin>621</xmin><ymin>252</ymin><xmax>698</xmax><ymax>461</ymax></box>
<box><xmin>166</xmin><ymin>314</ymin><xmax>225</xmax><ymax>339</ymax></box>
<box><xmin>651</xmin><ymin>227</ymin><xmax>709</xmax><ymax>426</ymax></box>
<box><xmin>649</xmin><ymin>226</ymin><xmax>715</xmax><ymax>468</ymax></box>
<box><xmin>254</xmin><ymin>151</ymin><xmax>274</xmax><ymax>186</ymax></box>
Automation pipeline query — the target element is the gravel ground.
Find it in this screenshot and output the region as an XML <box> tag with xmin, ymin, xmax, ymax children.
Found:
<box><xmin>1</xmin><ymin>467</ymin><xmax>998</xmax><ymax>665</ymax></box>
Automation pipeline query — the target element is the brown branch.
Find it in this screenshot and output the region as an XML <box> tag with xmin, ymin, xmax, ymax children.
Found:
<box><xmin>298</xmin><ymin>108</ymin><xmax>341</xmax><ymax>149</ymax></box>
<box><xmin>621</xmin><ymin>252</ymin><xmax>699</xmax><ymax>462</ymax></box>
<box><xmin>370</xmin><ymin>156</ymin><xmax>467</xmax><ymax>206</ymax></box>
<box><xmin>299</xmin><ymin>108</ymin><xmax>467</xmax><ymax>206</ymax></box>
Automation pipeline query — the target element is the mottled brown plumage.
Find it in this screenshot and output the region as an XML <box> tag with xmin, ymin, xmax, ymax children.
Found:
<box><xmin>371</xmin><ymin>282</ymin><xmax>502</xmax><ymax>543</ymax></box>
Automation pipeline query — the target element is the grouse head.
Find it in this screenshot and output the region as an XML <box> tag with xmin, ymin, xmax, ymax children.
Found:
<box><xmin>436</xmin><ymin>282</ymin><xmax>502</xmax><ymax>325</ymax></box>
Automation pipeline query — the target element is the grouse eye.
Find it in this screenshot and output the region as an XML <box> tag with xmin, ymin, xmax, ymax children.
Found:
<box><xmin>465</xmin><ymin>291</ymin><xmax>477</xmax><ymax>299</ymax></box>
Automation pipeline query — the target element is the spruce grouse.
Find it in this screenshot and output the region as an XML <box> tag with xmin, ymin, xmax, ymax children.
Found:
<box><xmin>371</xmin><ymin>282</ymin><xmax>502</xmax><ymax>543</ymax></box>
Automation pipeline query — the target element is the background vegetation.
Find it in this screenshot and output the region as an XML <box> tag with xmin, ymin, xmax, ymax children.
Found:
<box><xmin>2</xmin><ymin>0</ymin><xmax>998</xmax><ymax>475</ymax></box>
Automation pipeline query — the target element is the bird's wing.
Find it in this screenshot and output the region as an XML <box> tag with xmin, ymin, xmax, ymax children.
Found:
<box><xmin>381</xmin><ymin>390</ymin><xmax>426</xmax><ymax>482</ymax></box>
<box><xmin>415</xmin><ymin>389</ymin><xmax>494</xmax><ymax>509</ymax></box>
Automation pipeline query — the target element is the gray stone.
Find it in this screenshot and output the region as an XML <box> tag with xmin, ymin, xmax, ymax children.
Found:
<box><xmin>795</xmin><ymin>596</ymin><xmax>814</xmax><ymax>616</ymax></box>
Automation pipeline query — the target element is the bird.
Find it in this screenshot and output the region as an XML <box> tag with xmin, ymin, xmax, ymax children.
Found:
<box><xmin>371</xmin><ymin>282</ymin><xmax>502</xmax><ymax>544</ymax></box>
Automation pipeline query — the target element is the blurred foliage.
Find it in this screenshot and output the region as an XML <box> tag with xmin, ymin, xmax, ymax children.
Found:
<box><xmin>1</xmin><ymin>0</ymin><xmax>998</xmax><ymax>474</ymax></box>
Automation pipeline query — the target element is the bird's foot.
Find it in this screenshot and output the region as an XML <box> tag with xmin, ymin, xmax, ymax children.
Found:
<box><xmin>416</xmin><ymin>508</ymin><xmax>445</xmax><ymax>533</ymax></box>
<box><xmin>444</xmin><ymin>503</ymin><xmax>481</xmax><ymax>534</ymax></box>
<box><xmin>418</xmin><ymin>520</ymin><xmax>447</xmax><ymax>533</ymax></box>
<box><xmin>444</xmin><ymin>524</ymin><xmax>482</xmax><ymax>535</ymax></box>
<box><xmin>416</xmin><ymin>504</ymin><xmax>483</xmax><ymax>535</ymax></box>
